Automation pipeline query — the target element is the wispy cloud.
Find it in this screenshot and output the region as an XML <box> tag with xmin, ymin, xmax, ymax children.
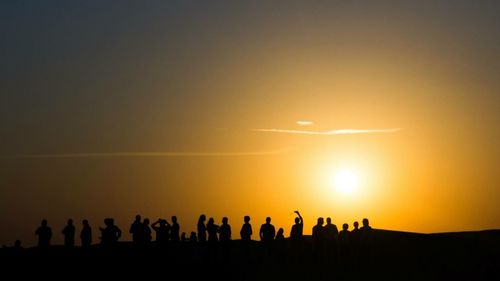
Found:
<box><xmin>252</xmin><ymin>128</ymin><xmax>402</xmax><ymax>135</ymax></box>
<box><xmin>296</xmin><ymin>120</ymin><xmax>313</xmax><ymax>126</ymax></box>
<box><xmin>0</xmin><ymin>148</ymin><xmax>292</xmax><ymax>159</ymax></box>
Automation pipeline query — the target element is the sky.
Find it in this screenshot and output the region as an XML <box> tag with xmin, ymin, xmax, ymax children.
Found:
<box><xmin>1</xmin><ymin>0</ymin><xmax>499</xmax><ymax>247</ymax></box>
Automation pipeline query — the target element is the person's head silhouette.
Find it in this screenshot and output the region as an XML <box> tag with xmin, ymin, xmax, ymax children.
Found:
<box><xmin>277</xmin><ymin>228</ymin><xmax>284</xmax><ymax>235</ymax></box>
<box><xmin>67</xmin><ymin>219</ymin><xmax>73</xmax><ymax>226</ymax></box>
<box><xmin>317</xmin><ymin>217</ymin><xmax>324</xmax><ymax>226</ymax></box>
<box><xmin>135</xmin><ymin>215</ymin><xmax>141</xmax><ymax>222</ymax></box>
<box><xmin>362</xmin><ymin>218</ymin><xmax>369</xmax><ymax>227</ymax></box>
<box><xmin>244</xmin><ymin>216</ymin><xmax>251</xmax><ymax>223</ymax></box>
<box><xmin>266</xmin><ymin>217</ymin><xmax>271</xmax><ymax>224</ymax></box>
<box><xmin>41</xmin><ymin>219</ymin><xmax>48</xmax><ymax>227</ymax></box>
<box><xmin>82</xmin><ymin>219</ymin><xmax>89</xmax><ymax>226</ymax></box>
<box><xmin>199</xmin><ymin>214</ymin><xmax>206</xmax><ymax>222</ymax></box>
<box><xmin>343</xmin><ymin>223</ymin><xmax>349</xmax><ymax>231</ymax></box>
<box><xmin>326</xmin><ymin>217</ymin><xmax>332</xmax><ymax>224</ymax></box>
<box><xmin>222</xmin><ymin>217</ymin><xmax>228</xmax><ymax>225</ymax></box>
<box><xmin>172</xmin><ymin>216</ymin><xmax>177</xmax><ymax>223</ymax></box>
<box><xmin>144</xmin><ymin>218</ymin><xmax>150</xmax><ymax>225</ymax></box>
<box><xmin>354</xmin><ymin>221</ymin><xmax>359</xmax><ymax>229</ymax></box>
<box><xmin>208</xmin><ymin>217</ymin><xmax>214</xmax><ymax>225</ymax></box>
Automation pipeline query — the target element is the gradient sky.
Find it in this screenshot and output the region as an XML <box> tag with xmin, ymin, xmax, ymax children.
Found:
<box><xmin>1</xmin><ymin>1</ymin><xmax>499</xmax><ymax>246</ymax></box>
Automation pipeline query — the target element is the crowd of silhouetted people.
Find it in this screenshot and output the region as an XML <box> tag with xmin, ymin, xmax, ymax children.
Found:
<box><xmin>4</xmin><ymin>212</ymin><xmax>499</xmax><ymax>281</ymax></box>
<box><xmin>6</xmin><ymin>211</ymin><xmax>375</xmax><ymax>266</ymax></box>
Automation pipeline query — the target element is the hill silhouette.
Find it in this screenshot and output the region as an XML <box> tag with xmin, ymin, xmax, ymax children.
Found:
<box><xmin>2</xmin><ymin>228</ymin><xmax>499</xmax><ymax>280</ymax></box>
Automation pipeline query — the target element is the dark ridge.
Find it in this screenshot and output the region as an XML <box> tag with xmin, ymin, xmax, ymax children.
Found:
<box><xmin>2</xmin><ymin>228</ymin><xmax>500</xmax><ymax>280</ymax></box>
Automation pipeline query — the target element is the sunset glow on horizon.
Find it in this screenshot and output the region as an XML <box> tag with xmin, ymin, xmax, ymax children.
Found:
<box><xmin>1</xmin><ymin>1</ymin><xmax>499</xmax><ymax>247</ymax></box>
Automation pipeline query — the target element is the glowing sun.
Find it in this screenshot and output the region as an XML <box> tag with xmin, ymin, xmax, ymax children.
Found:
<box><xmin>333</xmin><ymin>169</ymin><xmax>360</xmax><ymax>195</ymax></box>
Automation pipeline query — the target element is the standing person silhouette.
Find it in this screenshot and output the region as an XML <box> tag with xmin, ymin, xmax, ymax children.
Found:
<box><xmin>35</xmin><ymin>219</ymin><xmax>52</xmax><ymax>248</ymax></box>
<box><xmin>143</xmin><ymin>218</ymin><xmax>152</xmax><ymax>245</ymax></box>
<box><xmin>359</xmin><ymin>218</ymin><xmax>373</xmax><ymax>266</ymax></box>
<box><xmin>99</xmin><ymin>218</ymin><xmax>121</xmax><ymax>246</ymax></box>
<box><xmin>240</xmin><ymin>215</ymin><xmax>253</xmax><ymax>262</ymax></box>
<box><xmin>260</xmin><ymin>217</ymin><xmax>276</xmax><ymax>258</ymax></box>
<box><xmin>80</xmin><ymin>219</ymin><xmax>92</xmax><ymax>248</ymax></box>
<box><xmin>62</xmin><ymin>219</ymin><xmax>76</xmax><ymax>247</ymax></box>
<box><xmin>206</xmin><ymin>217</ymin><xmax>219</xmax><ymax>262</ymax></box>
<box><xmin>312</xmin><ymin>217</ymin><xmax>325</xmax><ymax>262</ymax></box>
<box><xmin>240</xmin><ymin>216</ymin><xmax>253</xmax><ymax>241</ymax></box>
<box><xmin>324</xmin><ymin>217</ymin><xmax>339</xmax><ymax>264</ymax></box>
<box><xmin>259</xmin><ymin>217</ymin><xmax>276</xmax><ymax>242</ymax></box>
<box><xmin>275</xmin><ymin>227</ymin><xmax>286</xmax><ymax>258</ymax></box>
<box><xmin>206</xmin><ymin>218</ymin><xmax>219</xmax><ymax>243</ymax></box>
<box><xmin>129</xmin><ymin>215</ymin><xmax>143</xmax><ymax>246</ymax></box>
<box><xmin>350</xmin><ymin>221</ymin><xmax>361</xmax><ymax>264</ymax></box>
<box><xmin>290</xmin><ymin>211</ymin><xmax>303</xmax><ymax>262</ymax></box>
<box><xmin>197</xmin><ymin>214</ymin><xmax>207</xmax><ymax>243</ymax></box>
<box><xmin>219</xmin><ymin>217</ymin><xmax>231</xmax><ymax>243</ymax></box>
<box><xmin>151</xmin><ymin>219</ymin><xmax>170</xmax><ymax>246</ymax></box>
<box><xmin>170</xmin><ymin>216</ymin><xmax>180</xmax><ymax>242</ymax></box>
<box><xmin>276</xmin><ymin>228</ymin><xmax>285</xmax><ymax>240</ymax></box>
<box><xmin>338</xmin><ymin>223</ymin><xmax>351</xmax><ymax>267</ymax></box>
<box><xmin>290</xmin><ymin>211</ymin><xmax>303</xmax><ymax>240</ymax></box>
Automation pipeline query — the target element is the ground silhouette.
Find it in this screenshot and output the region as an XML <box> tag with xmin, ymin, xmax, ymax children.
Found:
<box><xmin>2</xmin><ymin>226</ymin><xmax>500</xmax><ymax>280</ymax></box>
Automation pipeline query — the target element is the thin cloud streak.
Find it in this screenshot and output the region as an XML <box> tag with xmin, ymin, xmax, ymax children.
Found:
<box><xmin>0</xmin><ymin>148</ymin><xmax>293</xmax><ymax>159</ymax></box>
<box><xmin>296</xmin><ymin>121</ymin><xmax>313</xmax><ymax>126</ymax></box>
<box><xmin>252</xmin><ymin>128</ymin><xmax>402</xmax><ymax>135</ymax></box>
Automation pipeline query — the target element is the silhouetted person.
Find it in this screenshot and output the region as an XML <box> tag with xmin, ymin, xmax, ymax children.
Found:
<box><xmin>290</xmin><ymin>211</ymin><xmax>303</xmax><ymax>262</ymax></box>
<box><xmin>206</xmin><ymin>217</ymin><xmax>219</xmax><ymax>262</ymax></box>
<box><xmin>219</xmin><ymin>217</ymin><xmax>231</xmax><ymax>243</ymax></box>
<box><xmin>14</xmin><ymin>240</ymin><xmax>22</xmax><ymax>249</ymax></box>
<box><xmin>197</xmin><ymin>214</ymin><xmax>207</xmax><ymax>243</ymax></box>
<box><xmin>360</xmin><ymin>218</ymin><xmax>372</xmax><ymax>232</ymax></box>
<box><xmin>143</xmin><ymin>218</ymin><xmax>152</xmax><ymax>245</ymax></box>
<box><xmin>240</xmin><ymin>215</ymin><xmax>253</xmax><ymax>261</ymax></box>
<box><xmin>324</xmin><ymin>217</ymin><xmax>339</xmax><ymax>263</ymax></box>
<box><xmin>290</xmin><ymin>211</ymin><xmax>303</xmax><ymax>241</ymax></box>
<box><xmin>35</xmin><ymin>219</ymin><xmax>52</xmax><ymax>248</ymax></box>
<box><xmin>276</xmin><ymin>228</ymin><xmax>285</xmax><ymax>240</ymax></box>
<box><xmin>259</xmin><ymin>217</ymin><xmax>276</xmax><ymax>242</ymax></box>
<box><xmin>275</xmin><ymin>227</ymin><xmax>286</xmax><ymax>257</ymax></box>
<box><xmin>62</xmin><ymin>219</ymin><xmax>76</xmax><ymax>247</ymax></box>
<box><xmin>129</xmin><ymin>215</ymin><xmax>143</xmax><ymax>245</ymax></box>
<box><xmin>260</xmin><ymin>217</ymin><xmax>276</xmax><ymax>257</ymax></box>
<box><xmin>217</xmin><ymin>217</ymin><xmax>232</xmax><ymax>261</ymax></box>
<box><xmin>181</xmin><ymin>232</ymin><xmax>187</xmax><ymax>242</ymax></box>
<box><xmin>189</xmin><ymin>231</ymin><xmax>198</xmax><ymax>244</ymax></box>
<box><xmin>312</xmin><ymin>217</ymin><xmax>325</xmax><ymax>262</ymax></box>
<box><xmin>11</xmin><ymin>240</ymin><xmax>23</xmax><ymax>257</ymax></box>
<box><xmin>338</xmin><ymin>223</ymin><xmax>351</xmax><ymax>265</ymax></box>
<box><xmin>170</xmin><ymin>216</ymin><xmax>180</xmax><ymax>242</ymax></box>
<box><xmin>80</xmin><ymin>219</ymin><xmax>92</xmax><ymax>248</ymax></box>
<box><xmin>351</xmin><ymin>221</ymin><xmax>361</xmax><ymax>253</ymax></box>
<box><xmin>151</xmin><ymin>219</ymin><xmax>170</xmax><ymax>246</ymax></box>
<box><xmin>240</xmin><ymin>216</ymin><xmax>253</xmax><ymax>241</ymax></box>
<box><xmin>100</xmin><ymin>218</ymin><xmax>121</xmax><ymax>246</ymax></box>
<box><xmin>206</xmin><ymin>217</ymin><xmax>219</xmax><ymax>243</ymax></box>
<box><xmin>359</xmin><ymin>218</ymin><xmax>373</xmax><ymax>264</ymax></box>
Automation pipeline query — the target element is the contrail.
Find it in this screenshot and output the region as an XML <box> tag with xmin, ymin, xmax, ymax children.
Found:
<box><xmin>252</xmin><ymin>128</ymin><xmax>402</xmax><ymax>135</ymax></box>
<box><xmin>0</xmin><ymin>148</ymin><xmax>293</xmax><ymax>159</ymax></box>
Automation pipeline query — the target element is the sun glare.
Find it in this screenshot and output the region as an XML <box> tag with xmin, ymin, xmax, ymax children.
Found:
<box><xmin>333</xmin><ymin>169</ymin><xmax>360</xmax><ymax>195</ymax></box>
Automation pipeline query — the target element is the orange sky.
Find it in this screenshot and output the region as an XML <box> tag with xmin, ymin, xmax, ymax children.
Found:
<box><xmin>1</xmin><ymin>1</ymin><xmax>499</xmax><ymax>246</ymax></box>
